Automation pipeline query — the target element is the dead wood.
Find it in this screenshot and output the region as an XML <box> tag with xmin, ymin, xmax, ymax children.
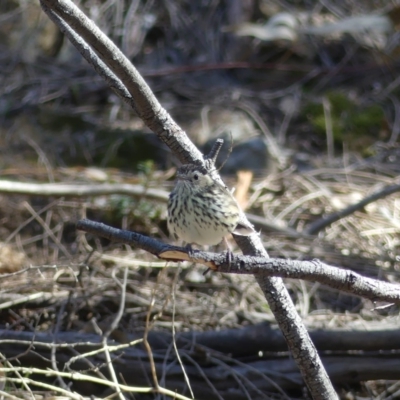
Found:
<box><xmin>76</xmin><ymin>219</ymin><xmax>400</xmax><ymax>304</ymax></box>
<box><xmin>1</xmin><ymin>326</ymin><xmax>400</xmax><ymax>398</ymax></box>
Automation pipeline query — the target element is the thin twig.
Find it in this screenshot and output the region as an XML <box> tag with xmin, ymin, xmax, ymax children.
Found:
<box><xmin>0</xmin><ymin>293</ymin><xmax>47</xmax><ymax>310</ymax></box>
<box><xmin>0</xmin><ymin>390</ymin><xmax>26</xmax><ymax>400</ymax></box>
<box><xmin>209</xmin><ymin>357</ymin><xmax>258</xmax><ymax>400</ymax></box>
<box><xmin>143</xmin><ymin>270</ymin><xmax>164</xmax><ymax>390</ymax></box>
<box><xmin>306</xmin><ymin>182</ymin><xmax>400</xmax><ymax>234</ymax></box>
<box><xmin>22</xmin><ymin>135</ymin><xmax>55</xmax><ymax>183</ymax></box>
<box><xmin>0</xmin><ymin>352</ymin><xmax>32</xmax><ymax>395</ymax></box>
<box><xmin>51</xmin><ymin>301</ymin><xmax>70</xmax><ymax>391</ymax></box>
<box><xmin>323</xmin><ymin>96</ymin><xmax>334</xmax><ymax>163</ymax></box>
<box><xmin>172</xmin><ymin>270</ymin><xmax>194</xmax><ymax>398</ymax></box>
<box><xmin>5</xmin><ymin>199</ymin><xmax>62</xmax><ymax>244</ymax></box>
<box><xmin>3</xmin><ymin>370</ymin><xmax>193</xmax><ymax>400</ymax></box>
<box><xmin>65</xmin><ymin>339</ymin><xmax>143</xmax><ymax>371</ymax></box>
<box><xmin>102</xmin><ymin>266</ymin><xmax>129</xmax><ymax>400</ymax></box>
<box><xmin>23</xmin><ymin>201</ymin><xmax>71</xmax><ymax>259</ymax></box>
<box><xmin>39</xmin><ymin>0</ymin><xmax>204</xmax><ymax>165</ymax></box>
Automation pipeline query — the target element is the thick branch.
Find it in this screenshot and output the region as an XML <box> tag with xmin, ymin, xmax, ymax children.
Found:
<box><xmin>77</xmin><ymin>219</ymin><xmax>400</xmax><ymax>304</ymax></box>
<box><xmin>40</xmin><ymin>0</ymin><xmax>203</xmax><ymax>165</ymax></box>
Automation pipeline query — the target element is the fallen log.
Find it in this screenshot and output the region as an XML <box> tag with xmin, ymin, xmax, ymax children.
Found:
<box><xmin>1</xmin><ymin>324</ymin><xmax>400</xmax><ymax>398</ymax></box>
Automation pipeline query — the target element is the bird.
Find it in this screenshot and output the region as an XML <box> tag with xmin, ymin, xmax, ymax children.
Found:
<box><xmin>167</xmin><ymin>163</ymin><xmax>254</xmax><ymax>247</ymax></box>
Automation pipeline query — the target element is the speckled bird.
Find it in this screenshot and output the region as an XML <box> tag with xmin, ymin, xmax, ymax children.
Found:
<box><xmin>167</xmin><ymin>164</ymin><xmax>254</xmax><ymax>246</ymax></box>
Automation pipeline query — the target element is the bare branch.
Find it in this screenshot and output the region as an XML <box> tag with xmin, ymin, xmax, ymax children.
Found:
<box><xmin>40</xmin><ymin>0</ymin><xmax>203</xmax><ymax>165</ymax></box>
<box><xmin>0</xmin><ymin>180</ymin><xmax>168</xmax><ymax>201</ymax></box>
<box><xmin>77</xmin><ymin>219</ymin><xmax>400</xmax><ymax>304</ymax></box>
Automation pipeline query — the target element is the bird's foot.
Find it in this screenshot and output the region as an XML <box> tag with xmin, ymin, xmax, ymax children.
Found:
<box><xmin>223</xmin><ymin>237</ymin><xmax>233</xmax><ymax>267</ymax></box>
<box><xmin>185</xmin><ymin>243</ymin><xmax>197</xmax><ymax>258</ymax></box>
<box><xmin>225</xmin><ymin>249</ymin><xmax>233</xmax><ymax>267</ymax></box>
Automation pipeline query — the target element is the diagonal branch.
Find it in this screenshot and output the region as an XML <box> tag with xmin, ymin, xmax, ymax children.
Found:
<box><xmin>40</xmin><ymin>0</ymin><xmax>202</xmax><ymax>166</ymax></box>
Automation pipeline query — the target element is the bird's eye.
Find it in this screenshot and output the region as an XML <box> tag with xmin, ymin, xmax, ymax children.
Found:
<box><xmin>193</xmin><ymin>173</ymin><xmax>199</xmax><ymax>180</ymax></box>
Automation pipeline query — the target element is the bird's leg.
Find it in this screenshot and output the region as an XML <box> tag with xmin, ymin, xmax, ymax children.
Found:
<box><xmin>184</xmin><ymin>243</ymin><xmax>196</xmax><ymax>258</ymax></box>
<box><xmin>223</xmin><ymin>237</ymin><xmax>233</xmax><ymax>266</ymax></box>
<box><xmin>183</xmin><ymin>242</ymin><xmax>212</xmax><ymax>275</ymax></box>
<box><xmin>202</xmin><ymin>239</ymin><xmax>232</xmax><ymax>276</ymax></box>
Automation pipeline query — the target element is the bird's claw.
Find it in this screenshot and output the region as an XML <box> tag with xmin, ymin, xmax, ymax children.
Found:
<box><xmin>185</xmin><ymin>243</ymin><xmax>197</xmax><ymax>258</ymax></box>
<box><xmin>225</xmin><ymin>249</ymin><xmax>233</xmax><ymax>266</ymax></box>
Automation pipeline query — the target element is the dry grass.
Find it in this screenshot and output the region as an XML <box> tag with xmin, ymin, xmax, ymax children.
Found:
<box><xmin>1</xmin><ymin>159</ymin><xmax>400</xmax><ymax>397</ymax></box>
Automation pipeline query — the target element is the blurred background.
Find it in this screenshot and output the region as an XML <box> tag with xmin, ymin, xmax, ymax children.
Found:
<box><xmin>2</xmin><ymin>0</ymin><xmax>399</xmax><ymax>173</ymax></box>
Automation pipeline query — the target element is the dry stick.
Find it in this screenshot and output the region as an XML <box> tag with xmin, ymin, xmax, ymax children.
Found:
<box><xmin>4</xmin><ymin>376</ymin><xmax>82</xmax><ymax>400</ymax></box>
<box><xmin>179</xmin><ymin>353</ymin><xmax>224</xmax><ymax>400</ymax></box>
<box><xmin>306</xmin><ymin>182</ymin><xmax>400</xmax><ymax>235</ymax></box>
<box><xmin>0</xmin><ymin>390</ymin><xmax>24</xmax><ymax>400</ymax></box>
<box><xmin>51</xmin><ymin>301</ymin><xmax>70</xmax><ymax>391</ymax></box>
<box><xmin>141</xmin><ymin>267</ymin><xmax>179</xmax><ymax>393</ymax></box>
<box><xmin>65</xmin><ymin>340</ymin><xmax>143</xmax><ymax>371</ymax></box>
<box><xmin>171</xmin><ymin>272</ymin><xmax>194</xmax><ymax>399</ymax></box>
<box><xmin>0</xmin><ymin>293</ymin><xmax>48</xmax><ymax>310</ymax></box>
<box><xmin>210</xmin><ymin>357</ymin><xmax>266</xmax><ymax>400</ymax></box>
<box><xmin>101</xmin><ymin>266</ymin><xmax>129</xmax><ymax>400</ymax></box>
<box><xmin>211</xmin><ymin>353</ymin><xmax>292</xmax><ymax>399</ymax></box>
<box><xmin>0</xmin><ymin>181</ymin><xmax>169</xmax><ymax>201</ymax></box>
<box><xmin>6</xmin><ymin>198</ymin><xmax>62</xmax><ymax>243</ymax></box>
<box><xmin>76</xmin><ymin>219</ymin><xmax>400</xmax><ymax>305</ymax></box>
<box><xmin>0</xmin><ymin>367</ymin><xmax>194</xmax><ymax>400</ymax></box>
<box><xmin>143</xmin><ymin>295</ymin><xmax>160</xmax><ymax>390</ymax></box>
<box><xmin>66</xmin><ymin>346</ymin><xmax>110</xmax><ymax>383</ymax></box>
<box><xmin>0</xmin><ymin>353</ymin><xmax>32</xmax><ymax>395</ymax></box>
<box><xmin>22</xmin><ymin>135</ymin><xmax>55</xmax><ymax>183</ymax></box>
<box><xmin>234</xmin><ymin>101</ymin><xmax>286</xmax><ymax>168</ymax></box>
<box><xmin>39</xmin><ymin>1</ymin><xmax>338</xmax><ymax>398</ymax></box>
<box><xmin>23</xmin><ymin>201</ymin><xmax>71</xmax><ymax>259</ymax></box>
<box><xmin>158</xmin><ymin>335</ymin><xmax>177</xmax><ymax>393</ymax></box>
<box><xmin>0</xmin><ymin>179</ymin><xmax>303</xmax><ymax>238</ymax></box>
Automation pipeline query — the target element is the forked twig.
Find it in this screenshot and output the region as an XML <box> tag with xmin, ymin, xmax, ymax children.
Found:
<box><xmin>205</xmin><ymin>138</ymin><xmax>224</xmax><ymax>165</ymax></box>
